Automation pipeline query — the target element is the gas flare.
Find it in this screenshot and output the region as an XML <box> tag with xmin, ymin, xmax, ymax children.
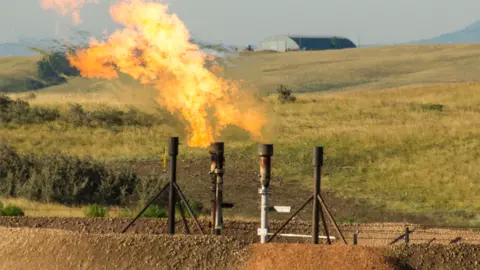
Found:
<box><xmin>66</xmin><ymin>0</ymin><xmax>267</xmax><ymax>148</ymax></box>
<box><xmin>41</xmin><ymin>0</ymin><xmax>99</xmax><ymax>24</ymax></box>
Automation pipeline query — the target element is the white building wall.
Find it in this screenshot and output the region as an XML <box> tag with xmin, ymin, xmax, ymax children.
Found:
<box><xmin>259</xmin><ymin>35</ymin><xmax>300</xmax><ymax>52</ymax></box>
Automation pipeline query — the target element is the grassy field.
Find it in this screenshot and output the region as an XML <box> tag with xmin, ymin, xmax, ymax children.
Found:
<box><xmin>1</xmin><ymin>44</ymin><xmax>480</xmax><ymax>225</ymax></box>
<box><xmin>0</xmin><ymin>55</ymin><xmax>41</xmax><ymax>92</ymax></box>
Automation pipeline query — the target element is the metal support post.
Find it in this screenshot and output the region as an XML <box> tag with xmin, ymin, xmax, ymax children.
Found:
<box><xmin>313</xmin><ymin>146</ymin><xmax>331</xmax><ymax>244</ymax></box>
<box><xmin>168</xmin><ymin>137</ymin><xmax>179</xmax><ymax>235</ymax></box>
<box><xmin>209</xmin><ymin>142</ymin><xmax>224</xmax><ymax>236</ymax></box>
<box><xmin>209</xmin><ymin>151</ymin><xmax>217</xmax><ymax>234</ymax></box>
<box><xmin>258</xmin><ymin>144</ymin><xmax>273</xmax><ymax>243</ymax></box>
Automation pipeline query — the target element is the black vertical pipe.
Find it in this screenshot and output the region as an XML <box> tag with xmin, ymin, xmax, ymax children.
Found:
<box><xmin>353</xmin><ymin>230</ymin><xmax>359</xmax><ymax>245</ymax></box>
<box><xmin>168</xmin><ymin>137</ymin><xmax>179</xmax><ymax>235</ymax></box>
<box><xmin>312</xmin><ymin>146</ymin><xmax>323</xmax><ymax>244</ymax></box>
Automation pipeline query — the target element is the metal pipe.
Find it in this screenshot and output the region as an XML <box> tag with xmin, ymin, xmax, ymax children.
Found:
<box><xmin>209</xmin><ymin>151</ymin><xmax>217</xmax><ymax>234</ymax></box>
<box><xmin>312</xmin><ymin>146</ymin><xmax>322</xmax><ymax>244</ymax></box>
<box><xmin>168</xmin><ymin>137</ymin><xmax>179</xmax><ymax>235</ymax></box>
<box><xmin>209</xmin><ymin>142</ymin><xmax>224</xmax><ymax>236</ymax></box>
<box><xmin>266</xmin><ymin>233</ymin><xmax>336</xmax><ymax>240</ymax></box>
<box><xmin>258</xmin><ymin>144</ymin><xmax>273</xmax><ymax>243</ymax></box>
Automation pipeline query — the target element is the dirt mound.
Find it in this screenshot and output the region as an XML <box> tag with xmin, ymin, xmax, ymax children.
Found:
<box><xmin>391</xmin><ymin>243</ymin><xmax>480</xmax><ymax>269</ymax></box>
<box><xmin>0</xmin><ymin>227</ymin><xmax>249</xmax><ymax>270</ymax></box>
<box><xmin>246</xmin><ymin>244</ymin><xmax>395</xmax><ymax>270</ymax></box>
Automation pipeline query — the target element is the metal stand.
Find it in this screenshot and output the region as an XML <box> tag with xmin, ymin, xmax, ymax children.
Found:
<box><xmin>121</xmin><ymin>137</ymin><xmax>204</xmax><ymax>235</ymax></box>
<box><xmin>258</xmin><ymin>144</ymin><xmax>273</xmax><ymax>243</ymax></box>
<box><xmin>266</xmin><ymin>146</ymin><xmax>346</xmax><ymax>244</ymax></box>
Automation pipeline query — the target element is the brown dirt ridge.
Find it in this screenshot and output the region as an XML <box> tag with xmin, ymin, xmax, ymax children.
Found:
<box><xmin>247</xmin><ymin>244</ymin><xmax>396</xmax><ymax>270</ymax></box>
<box><xmin>0</xmin><ymin>227</ymin><xmax>250</xmax><ymax>270</ymax></box>
<box><xmin>1</xmin><ymin>225</ymin><xmax>480</xmax><ymax>269</ymax></box>
<box><xmin>0</xmin><ymin>227</ymin><xmax>397</xmax><ymax>270</ymax></box>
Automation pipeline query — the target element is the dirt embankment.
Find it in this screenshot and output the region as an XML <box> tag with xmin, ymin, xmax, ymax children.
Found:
<box><xmin>391</xmin><ymin>244</ymin><xmax>480</xmax><ymax>270</ymax></box>
<box><xmin>0</xmin><ymin>227</ymin><xmax>397</xmax><ymax>270</ymax></box>
<box><xmin>0</xmin><ymin>227</ymin><xmax>249</xmax><ymax>270</ymax></box>
<box><xmin>247</xmin><ymin>244</ymin><xmax>396</xmax><ymax>270</ymax></box>
<box><xmin>2</xmin><ymin>226</ymin><xmax>480</xmax><ymax>269</ymax></box>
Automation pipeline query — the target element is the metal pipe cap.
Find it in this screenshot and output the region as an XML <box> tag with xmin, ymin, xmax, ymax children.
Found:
<box><xmin>258</xmin><ymin>144</ymin><xmax>274</xmax><ymax>156</ymax></box>
<box><xmin>209</xmin><ymin>142</ymin><xmax>224</xmax><ymax>154</ymax></box>
<box><xmin>312</xmin><ymin>146</ymin><xmax>324</xmax><ymax>166</ymax></box>
<box><xmin>168</xmin><ymin>137</ymin><xmax>179</xmax><ymax>156</ymax></box>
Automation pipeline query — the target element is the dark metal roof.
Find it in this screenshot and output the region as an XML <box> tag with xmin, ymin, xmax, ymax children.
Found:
<box><xmin>287</xmin><ymin>35</ymin><xmax>349</xmax><ymax>39</ymax></box>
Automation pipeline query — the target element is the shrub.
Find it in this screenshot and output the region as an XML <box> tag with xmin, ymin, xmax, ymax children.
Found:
<box><xmin>141</xmin><ymin>205</ymin><xmax>167</xmax><ymax>218</ymax></box>
<box><xmin>36</xmin><ymin>51</ymin><xmax>80</xmax><ymax>86</ymax></box>
<box><xmin>277</xmin><ymin>84</ymin><xmax>296</xmax><ymax>104</ymax></box>
<box><xmin>24</xmin><ymin>79</ymin><xmax>45</xmax><ymax>91</ymax></box>
<box><xmin>409</xmin><ymin>103</ymin><xmax>444</xmax><ymax>112</ymax></box>
<box><xmin>0</xmin><ymin>143</ymin><xmax>33</xmax><ymax>197</ymax></box>
<box><xmin>83</xmin><ymin>204</ymin><xmax>108</xmax><ymax>217</ymax></box>
<box><xmin>176</xmin><ymin>200</ymin><xmax>205</xmax><ymax>218</ymax></box>
<box><xmin>65</xmin><ymin>104</ymin><xmax>160</xmax><ymax>128</ymax></box>
<box><xmin>0</xmin><ymin>95</ymin><xmax>60</xmax><ymax>125</ymax></box>
<box><xmin>0</xmin><ymin>144</ymin><xmax>139</xmax><ymax>205</ymax></box>
<box><xmin>0</xmin><ymin>200</ymin><xmax>3</xmax><ymax>214</ymax></box>
<box><xmin>1</xmin><ymin>204</ymin><xmax>25</xmax><ymax>216</ymax></box>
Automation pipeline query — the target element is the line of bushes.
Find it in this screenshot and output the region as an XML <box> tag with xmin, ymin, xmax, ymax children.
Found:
<box><xmin>0</xmin><ymin>95</ymin><xmax>59</xmax><ymax>125</ymax></box>
<box><xmin>0</xmin><ymin>144</ymin><xmax>206</xmax><ymax>218</ymax></box>
<box><xmin>0</xmin><ymin>143</ymin><xmax>148</xmax><ymax>205</ymax></box>
<box><xmin>0</xmin><ymin>95</ymin><xmax>162</xmax><ymax>128</ymax></box>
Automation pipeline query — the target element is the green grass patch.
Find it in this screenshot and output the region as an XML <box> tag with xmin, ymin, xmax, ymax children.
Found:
<box><xmin>83</xmin><ymin>204</ymin><xmax>108</xmax><ymax>217</ymax></box>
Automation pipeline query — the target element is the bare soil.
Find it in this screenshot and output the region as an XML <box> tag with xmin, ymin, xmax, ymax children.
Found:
<box><xmin>391</xmin><ymin>244</ymin><xmax>480</xmax><ymax>270</ymax></box>
<box><xmin>0</xmin><ymin>227</ymin><xmax>249</xmax><ymax>270</ymax></box>
<box><xmin>125</xmin><ymin>158</ymin><xmax>437</xmax><ymax>225</ymax></box>
<box><xmin>1</xmin><ymin>224</ymin><xmax>480</xmax><ymax>269</ymax></box>
<box><xmin>246</xmin><ymin>244</ymin><xmax>395</xmax><ymax>270</ymax></box>
<box><xmin>2</xmin><ymin>217</ymin><xmax>480</xmax><ymax>246</ymax></box>
<box><xmin>0</xmin><ymin>227</ymin><xmax>396</xmax><ymax>270</ymax></box>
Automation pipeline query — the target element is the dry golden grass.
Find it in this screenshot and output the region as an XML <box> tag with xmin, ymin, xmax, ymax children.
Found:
<box><xmin>0</xmin><ymin>55</ymin><xmax>42</xmax><ymax>92</ymax></box>
<box><xmin>0</xmin><ymin>197</ymin><xmax>127</xmax><ymax>218</ymax></box>
<box><xmin>273</xmin><ymin>82</ymin><xmax>480</xmax><ymax>225</ymax></box>
<box><xmin>0</xmin><ymin>197</ymin><xmax>84</xmax><ymax>217</ymax></box>
<box><xmin>227</xmin><ymin>43</ymin><xmax>480</xmax><ymax>93</ymax></box>
<box><xmin>1</xmin><ymin>44</ymin><xmax>480</xmax><ymax>224</ymax></box>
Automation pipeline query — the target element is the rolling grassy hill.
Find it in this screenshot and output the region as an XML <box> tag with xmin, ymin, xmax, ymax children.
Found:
<box><xmin>1</xmin><ymin>44</ymin><xmax>480</xmax><ymax>225</ymax></box>
<box><xmin>3</xmin><ymin>43</ymin><xmax>480</xmax><ymax>96</ymax></box>
<box><xmin>0</xmin><ymin>55</ymin><xmax>41</xmax><ymax>92</ymax></box>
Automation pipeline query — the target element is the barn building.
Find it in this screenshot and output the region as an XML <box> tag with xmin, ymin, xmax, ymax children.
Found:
<box><xmin>259</xmin><ymin>35</ymin><xmax>356</xmax><ymax>52</ymax></box>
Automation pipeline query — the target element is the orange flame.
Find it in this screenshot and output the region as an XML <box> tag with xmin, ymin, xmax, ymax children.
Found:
<box><xmin>41</xmin><ymin>0</ymin><xmax>99</xmax><ymax>24</ymax></box>
<box><xmin>67</xmin><ymin>0</ymin><xmax>267</xmax><ymax>148</ymax></box>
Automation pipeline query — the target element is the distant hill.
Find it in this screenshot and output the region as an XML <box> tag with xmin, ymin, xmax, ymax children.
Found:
<box><xmin>409</xmin><ymin>20</ymin><xmax>480</xmax><ymax>44</ymax></box>
<box><xmin>0</xmin><ymin>43</ymin><xmax>38</xmax><ymax>56</ymax></box>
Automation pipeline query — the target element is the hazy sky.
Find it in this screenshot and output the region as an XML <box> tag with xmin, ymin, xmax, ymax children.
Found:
<box><xmin>1</xmin><ymin>0</ymin><xmax>479</xmax><ymax>46</ymax></box>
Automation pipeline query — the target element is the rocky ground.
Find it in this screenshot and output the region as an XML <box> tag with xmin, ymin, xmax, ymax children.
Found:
<box><xmin>2</xmin><ymin>217</ymin><xmax>480</xmax><ymax>269</ymax></box>
<box><xmin>1</xmin><ymin>217</ymin><xmax>480</xmax><ymax>246</ymax></box>
<box><xmin>0</xmin><ymin>227</ymin><xmax>250</xmax><ymax>270</ymax></box>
